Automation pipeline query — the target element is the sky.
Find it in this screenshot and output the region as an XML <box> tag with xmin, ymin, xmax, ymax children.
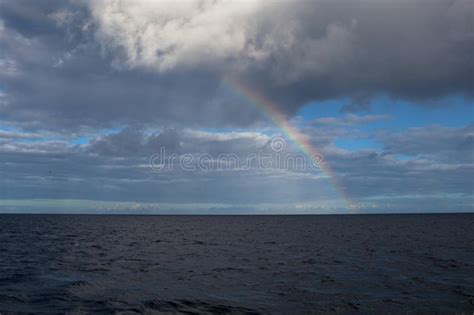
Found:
<box><xmin>0</xmin><ymin>0</ymin><xmax>473</xmax><ymax>214</ymax></box>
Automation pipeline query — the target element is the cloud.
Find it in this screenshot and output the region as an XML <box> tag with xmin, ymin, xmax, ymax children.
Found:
<box><xmin>313</xmin><ymin>114</ymin><xmax>392</xmax><ymax>126</ymax></box>
<box><xmin>313</xmin><ymin>123</ymin><xmax>474</xmax><ymax>200</ymax></box>
<box><xmin>379</xmin><ymin>123</ymin><xmax>474</xmax><ymax>162</ymax></box>
<box><xmin>0</xmin><ymin>0</ymin><xmax>471</xmax><ymax>133</ymax></box>
<box><xmin>86</xmin><ymin>127</ymin><xmax>270</xmax><ymax>157</ymax></box>
<box><xmin>0</xmin><ymin>125</ymin><xmax>333</xmax><ymax>204</ymax></box>
<box><xmin>90</xmin><ymin>0</ymin><xmax>267</xmax><ymax>72</ymax></box>
<box><xmin>89</xmin><ymin>0</ymin><xmax>473</xmax><ymax>105</ymax></box>
<box><xmin>0</xmin><ymin>130</ymin><xmax>43</xmax><ymax>140</ymax></box>
<box><xmin>340</xmin><ymin>94</ymin><xmax>373</xmax><ymax>113</ymax></box>
<box><xmin>1</xmin><ymin>123</ymin><xmax>472</xmax><ymax>208</ymax></box>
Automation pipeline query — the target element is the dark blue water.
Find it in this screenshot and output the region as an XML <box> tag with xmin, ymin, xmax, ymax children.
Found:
<box><xmin>0</xmin><ymin>214</ymin><xmax>473</xmax><ymax>313</ymax></box>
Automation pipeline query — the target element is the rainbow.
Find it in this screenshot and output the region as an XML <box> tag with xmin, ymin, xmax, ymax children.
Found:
<box><xmin>223</xmin><ymin>76</ymin><xmax>357</xmax><ymax>213</ymax></box>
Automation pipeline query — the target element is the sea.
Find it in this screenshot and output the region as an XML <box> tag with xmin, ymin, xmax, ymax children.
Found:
<box><xmin>0</xmin><ymin>214</ymin><xmax>473</xmax><ymax>314</ymax></box>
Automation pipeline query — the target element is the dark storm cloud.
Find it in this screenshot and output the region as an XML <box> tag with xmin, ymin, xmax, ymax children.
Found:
<box><xmin>0</xmin><ymin>0</ymin><xmax>473</xmax><ymax>132</ymax></box>
<box><xmin>231</xmin><ymin>0</ymin><xmax>474</xmax><ymax>113</ymax></box>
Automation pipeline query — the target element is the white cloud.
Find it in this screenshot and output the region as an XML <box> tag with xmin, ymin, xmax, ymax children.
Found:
<box><xmin>183</xmin><ymin>129</ymin><xmax>269</xmax><ymax>143</ymax></box>
<box><xmin>89</xmin><ymin>0</ymin><xmax>268</xmax><ymax>72</ymax></box>
<box><xmin>313</xmin><ymin>114</ymin><xmax>392</xmax><ymax>126</ymax></box>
